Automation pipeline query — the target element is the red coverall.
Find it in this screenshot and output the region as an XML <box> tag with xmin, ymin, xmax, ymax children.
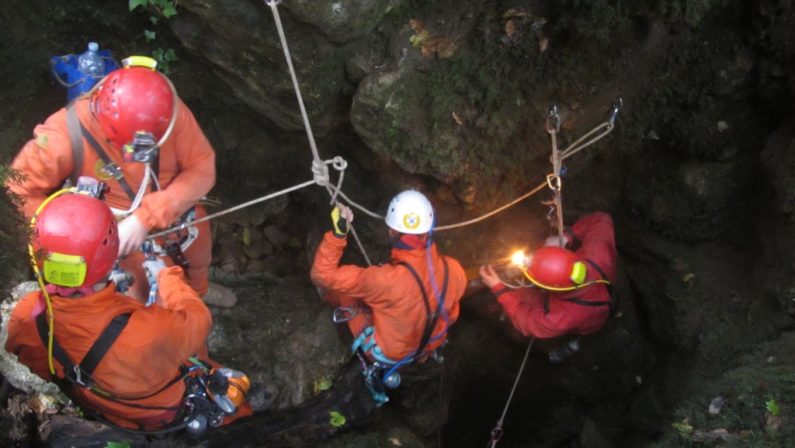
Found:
<box><xmin>6</xmin><ymin>96</ymin><xmax>215</xmax><ymax>300</ymax></box>
<box><xmin>490</xmin><ymin>212</ymin><xmax>617</xmax><ymax>339</ymax></box>
<box><xmin>311</xmin><ymin>232</ymin><xmax>468</xmax><ymax>362</ymax></box>
<box><xmin>5</xmin><ymin>266</ymin><xmax>251</xmax><ymax>430</ymax></box>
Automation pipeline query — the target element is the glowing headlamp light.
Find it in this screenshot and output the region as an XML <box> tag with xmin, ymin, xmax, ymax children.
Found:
<box><xmin>510</xmin><ymin>250</ymin><xmax>530</xmax><ymax>268</ymax></box>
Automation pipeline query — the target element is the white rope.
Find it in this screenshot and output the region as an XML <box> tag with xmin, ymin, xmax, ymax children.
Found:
<box><xmin>265</xmin><ymin>0</ymin><xmax>321</xmax><ymax>164</ymax></box>
<box><xmin>266</xmin><ymin>0</ymin><xmax>375</xmax><ymax>266</ymax></box>
<box><xmin>111</xmin><ymin>163</ymin><xmax>154</xmax><ymax>219</ymax></box>
<box><xmin>486</xmin><ymin>338</ymin><xmax>535</xmax><ymax>448</ymax></box>
<box><xmin>147</xmin><ymin>179</ymin><xmax>316</xmax><ymax>240</ymax></box>
<box><xmin>434</xmin><ymin>181</ymin><xmax>548</xmax><ymax>231</ymax></box>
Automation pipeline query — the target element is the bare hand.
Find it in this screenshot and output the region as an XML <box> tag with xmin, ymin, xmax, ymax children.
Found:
<box><xmin>479</xmin><ymin>264</ymin><xmax>503</xmax><ymax>289</ymax></box>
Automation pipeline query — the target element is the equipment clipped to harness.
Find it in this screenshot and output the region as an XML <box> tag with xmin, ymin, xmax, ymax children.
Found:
<box><xmin>181</xmin><ymin>360</ymin><xmax>250</xmax><ymax>438</ymax></box>
<box><xmin>148</xmin><ymin>207</ymin><xmax>199</xmax><ymax>263</ymax></box>
<box><xmin>354</xmin><ymin>349</ymin><xmax>400</xmax><ymax>406</ymax></box>
<box><xmin>109</xmin><ymin>261</ymin><xmax>134</xmax><ymax>293</ymax></box>
<box><xmin>141</xmin><ymin>241</ymin><xmax>160</xmax><ymax>307</ymax></box>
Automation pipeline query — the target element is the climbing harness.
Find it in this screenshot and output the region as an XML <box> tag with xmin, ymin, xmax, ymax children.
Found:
<box><xmin>486</xmin><ymin>337</ymin><xmax>535</xmax><ymax>448</ymax></box>
<box><xmin>347</xmin><ymin>257</ymin><xmax>450</xmax><ymax>405</ymax></box>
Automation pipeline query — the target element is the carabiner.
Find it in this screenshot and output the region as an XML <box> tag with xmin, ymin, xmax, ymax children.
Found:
<box><xmin>546</xmin><ymin>173</ymin><xmax>562</xmax><ymax>192</ymax></box>
<box><xmin>332</xmin><ymin>307</ymin><xmax>358</xmax><ymax>324</ymax></box>
<box><xmin>607</xmin><ymin>97</ymin><xmax>623</xmax><ymax>126</ymax></box>
<box><xmin>546</xmin><ymin>104</ymin><xmax>561</xmax><ymax>134</ymax></box>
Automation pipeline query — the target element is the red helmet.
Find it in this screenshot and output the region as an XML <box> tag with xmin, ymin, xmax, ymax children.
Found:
<box><xmin>91</xmin><ymin>66</ymin><xmax>175</xmax><ymax>149</ymax></box>
<box><xmin>32</xmin><ymin>194</ymin><xmax>119</xmax><ymax>288</ymax></box>
<box><xmin>525</xmin><ymin>246</ymin><xmax>587</xmax><ymax>291</ymax></box>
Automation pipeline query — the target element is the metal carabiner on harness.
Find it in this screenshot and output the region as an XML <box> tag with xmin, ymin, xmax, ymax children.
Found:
<box><xmin>73</xmin><ymin>365</ymin><xmax>85</xmax><ymax>387</ymax></box>
<box><xmin>332</xmin><ymin>306</ymin><xmax>358</xmax><ymax>324</ymax></box>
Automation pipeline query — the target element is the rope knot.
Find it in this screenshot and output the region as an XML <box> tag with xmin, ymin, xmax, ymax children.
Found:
<box><xmin>312</xmin><ymin>159</ymin><xmax>330</xmax><ymax>187</ymax></box>
<box><xmin>330</xmin><ymin>156</ymin><xmax>348</xmax><ymax>171</ymax></box>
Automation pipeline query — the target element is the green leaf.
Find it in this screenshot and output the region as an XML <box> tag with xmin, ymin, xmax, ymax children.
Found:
<box><xmin>314</xmin><ymin>376</ymin><xmax>332</xmax><ymax>393</ymax></box>
<box><xmin>144</xmin><ymin>30</ymin><xmax>156</xmax><ymax>42</ymax></box>
<box><xmin>671</xmin><ymin>419</ymin><xmax>693</xmax><ymax>437</ymax></box>
<box><xmin>129</xmin><ymin>0</ymin><xmax>148</xmax><ymax>12</ymax></box>
<box><xmin>328</xmin><ymin>411</ymin><xmax>346</xmax><ymax>428</ymax></box>
<box><xmin>766</xmin><ymin>399</ymin><xmax>780</xmax><ymax>417</ymax></box>
<box><xmin>162</xmin><ymin>5</ymin><xmax>178</xmax><ymax>18</ymax></box>
<box><xmin>105</xmin><ymin>442</ymin><xmax>131</xmax><ymax>448</ymax></box>
<box><xmin>164</xmin><ymin>48</ymin><xmax>178</xmax><ymax>62</ymax></box>
<box><xmin>149</xmin><ymin>15</ymin><xmax>159</xmax><ymax>25</ymax></box>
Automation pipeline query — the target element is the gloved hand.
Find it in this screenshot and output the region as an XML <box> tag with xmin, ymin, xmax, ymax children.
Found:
<box><xmin>479</xmin><ymin>264</ymin><xmax>503</xmax><ymax>289</ymax></box>
<box><xmin>330</xmin><ymin>204</ymin><xmax>353</xmax><ymax>238</ymax></box>
<box><xmin>143</xmin><ymin>257</ymin><xmax>167</xmax><ymax>282</ymax></box>
<box><xmin>118</xmin><ymin>214</ymin><xmax>149</xmax><ymax>257</ymax></box>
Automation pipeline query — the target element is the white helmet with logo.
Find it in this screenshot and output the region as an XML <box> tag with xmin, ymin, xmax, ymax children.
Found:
<box><xmin>385</xmin><ymin>190</ymin><xmax>434</xmax><ymax>234</ymax></box>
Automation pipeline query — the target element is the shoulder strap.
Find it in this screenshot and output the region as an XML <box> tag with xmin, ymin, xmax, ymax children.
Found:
<box><xmin>398</xmin><ymin>258</ymin><xmax>450</xmax><ymax>360</ymax></box>
<box><xmin>561</xmin><ymin>297</ymin><xmax>611</xmax><ymax>307</ymax></box>
<box><xmin>79</xmin><ymin>313</ymin><xmax>131</xmax><ymax>378</ymax></box>
<box><xmin>583</xmin><ymin>258</ymin><xmax>617</xmax><ymax>314</ymax></box>
<box><xmin>35</xmin><ymin>309</ymin><xmax>184</xmax><ymax>410</ymax></box>
<box><xmin>36</xmin><ymin>311</ymin><xmax>131</xmax><ymax>386</ymax></box>
<box><xmin>36</xmin><ymin>312</ymin><xmax>77</xmax><ymax>385</ymax></box>
<box><xmin>79</xmin><ymin>124</ymin><xmax>137</xmax><ymax>201</ymax></box>
<box><xmin>65</xmin><ymin>101</ymin><xmax>135</xmax><ymax>200</ymax></box>
<box><xmin>65</xmin><ymin>101</ymin><xmax>85</xmax><ymax>187</ymax></box>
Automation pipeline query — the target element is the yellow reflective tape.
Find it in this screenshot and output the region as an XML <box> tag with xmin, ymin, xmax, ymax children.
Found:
<box><xmin>43</xmin><ymin>253</ymin><xmax>87</xmax><ymax>287</ymax></box>
<box><xmin>570</xmin><ymin>261</ymin><xmax>587</xmax><ymax>285</ymax></box>
<box><xmin>122</xmin><ymin>56</ymin><xmax>158</xmax><ymax>70</ymax></box>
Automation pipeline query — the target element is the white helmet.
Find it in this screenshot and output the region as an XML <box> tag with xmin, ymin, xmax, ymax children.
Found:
<box><xmin>385</xmin><ymin>190</ymin><xmax>434</xmax><ymax>234</ymax></box>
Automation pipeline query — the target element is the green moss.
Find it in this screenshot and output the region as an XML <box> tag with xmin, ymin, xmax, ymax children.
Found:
<box><xmin>650</xmin><ymin>334</ymin><xmax>795</xmax><ymax>447</ymax></box>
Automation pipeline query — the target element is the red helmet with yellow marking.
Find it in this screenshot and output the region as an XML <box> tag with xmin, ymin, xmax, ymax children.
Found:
<box><xmin>524</xmin><ymin>246</ymin><xmax>587</xmax><ymax>291</ymax></box>
<box><xmin>91</xmin><ymin>60</ymin><xmax>175</xmax><ymax>150</ymax></box>
<box><xmin>32</xmin><ymin>194</ymin><xmax>118</xmax><ymax>288</ymax></box>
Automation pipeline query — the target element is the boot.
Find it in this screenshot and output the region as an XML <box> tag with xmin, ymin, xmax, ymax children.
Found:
<box><xmin>203</xmin><ymin>282</ymin><xmax>238</xmax><ymax>307</ymax></box>
<box><xmin>548</xmin><ymin>338</ymin><xmax>580</xmax><ymax>364</ymax></box>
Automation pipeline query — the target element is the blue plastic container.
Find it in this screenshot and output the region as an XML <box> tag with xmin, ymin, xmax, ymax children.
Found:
<box><xmin>50</xmin><ymin>42</ymin><xmax>119</xmax><ymax>102</ymax></box>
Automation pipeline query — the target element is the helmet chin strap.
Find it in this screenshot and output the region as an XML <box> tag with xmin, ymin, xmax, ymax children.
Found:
<box><xmin>521</xmin><ymin>268</ymin><xmax>610</xmax><ymax>292</ymax></box>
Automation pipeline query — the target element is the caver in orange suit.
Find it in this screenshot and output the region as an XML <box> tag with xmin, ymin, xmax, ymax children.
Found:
<box><xmin>311</xmin><ymin>192</ymin><xmax>468</xmax><ymax>363</ymax></box>
<box><xmin>6</xmin><ymin>71</ymin><xmax>214</xmax><ymax>301</ymax></box>
<box><xmin>5</xmin><ymin>266</ymin><xmax>251</xmax><ymax>430</ymax></box>
<box><xmin>7</xmin><ymin>192</ymin><xmax>249</xmax><ymax>431</ymax></box>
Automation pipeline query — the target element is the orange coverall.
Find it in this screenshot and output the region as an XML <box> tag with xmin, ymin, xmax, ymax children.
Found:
<box><xmin>5</xmin><ymin>266</ymin><xmax>250</xmax><ymax>430</ymax></box>
<box><xmin>311</xmin><ymin>231</ymin><xmax>468</xmax><ymax>362</ymax></box>
<box><xmin>6</xmin><ymin>96</ymin><xmax>215</xmax><ymax>299</ymax></box>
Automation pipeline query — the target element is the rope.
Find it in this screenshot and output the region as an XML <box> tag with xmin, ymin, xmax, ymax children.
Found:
<box><xmin>147</xmin><ymin>179</ymin><xmax>315</xmax><ymax>240</ymax></box>
<box><xmin>486</xmin><ymin>337</ymin><xmax>535</xmax><ymax>448</ymax></box>
<box><xmin>435</xmin><ymin>181</ymin><xmax>548</xmax><ymax>231</ymax></box>
<box><xmin>265</xmin><ymin>0</ymin><xmax>320</xmax><ymax>164</ymax></box>
<box><xmin>266</xmin><ymin>0</ymin><xmax>375</xmax><ymax>266</ymax></box>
